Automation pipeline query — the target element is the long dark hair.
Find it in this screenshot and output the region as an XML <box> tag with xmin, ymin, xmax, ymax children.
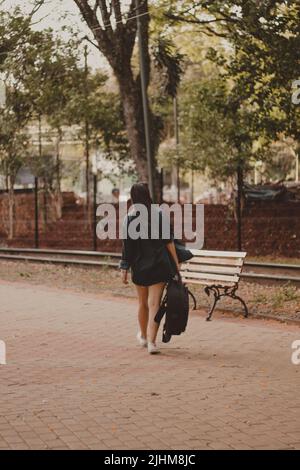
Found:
<box><xmin>130</xmin><ymin>183</ymin><xmax>152</xmax><ymax>210</ymax></box>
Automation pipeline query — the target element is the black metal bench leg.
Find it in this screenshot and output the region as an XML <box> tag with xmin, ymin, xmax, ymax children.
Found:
<box><xmin>188</xmin><ymin>290</ymin><xmax>197</xmax><ymax>310</ymax></box>
<box><xmin>205</xmin><ymin>286</ymin><xmax>220</xmax><ymax>321</ymax></box>
<box><xmin>231</xmin><ymin>292</ymin><xmax>249</xmax><ymax>318</ymax></box>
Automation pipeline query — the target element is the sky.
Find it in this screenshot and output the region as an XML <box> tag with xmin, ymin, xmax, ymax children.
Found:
<box><xmin>2</xmin><ymin>0</ymin><xmax>110</xmax><ymax>70</ymax></box>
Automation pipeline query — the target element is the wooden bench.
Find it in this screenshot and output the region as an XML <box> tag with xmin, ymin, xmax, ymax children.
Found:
<box><xmin>180</xmin><ymin>249</ymin><xmax>248</xmax><ymax>321</ymax></box>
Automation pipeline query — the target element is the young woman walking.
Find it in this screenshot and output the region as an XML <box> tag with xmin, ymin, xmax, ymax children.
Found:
<box><xmin>120</xmin><ymin>183</ymin><xmax>192</xmax><ymax>354</ymax></box>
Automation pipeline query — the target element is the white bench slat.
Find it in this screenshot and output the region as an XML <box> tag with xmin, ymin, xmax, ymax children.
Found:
<box><xmin>188</xmin><ymin>257</ymin><xmax>244</xmax><ymax>266</ymax></box>
<box><xmin>181</xmin><ymin>277</ymin><xmax>235</xmax><ymax>287</ymax></box>
<box><xmin>190</xmin><ymin>249</ymin><xmax>247</xmax><ymax>258</ymax></box>
<box><xmin>181</xmin><ymin>263</ymin><xmax>241</xmax><ymax>275</ymax></box>
<box><xmin>186</xmin><ymin>257</ymin><xmax>244</xmax><ymax>267</ymax></box>
<box><xmin>181</xmin><ymin>271</ymin><xmax>239</xmax><ymax>283</ymax></box>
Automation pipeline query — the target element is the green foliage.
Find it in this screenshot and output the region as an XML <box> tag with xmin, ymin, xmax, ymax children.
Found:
<box><xmin>2</xmin><ymin>0</ymin><xmax>300</xmax><ymax>189</ymax></box>
<box><xmin>66</xmin><ymin>70</ymin><xmax>129</xmax><ymax>167</ymax></box>
<box><xmin>2</xmin><ymin>25</ymin><xmax>82</xmax><ymax>124</ymax></box>
<box><xmin>259</xmin><ymin>137</ymin><xmax>296</xmax><ymax>181</ymax></box>
<box><xmin>0</xmin><ymin>6</ymin><xmax>130</xmax><ymax>185</ymax></box>
<box><xmin>27</xmin><ymin>152</ymin><xmax>57</xmax><ymax>188</ymax></box>
<box><xmin>0</xmin><ymin>124</ymin><xmax>29</xmax><ymax>183</ymax></box>
<box><xmin>151</xmin><ymin>36</ymin><xmax>185</xmax><ymax>99</ymax></box>
<box><xmin>0</xmin><ymin>9</ymin><xmax>84</xmax><ymax>192</ymax></box>
<box><xmin>156</xmin><ymin>0</ymin><xmax>300</xmax><ymax>183</ymax></box>
<box><xmin>177</xmin><ymin>77</ymin><xmax>259</xmax><ymax>179</ymax></box>
<box><xmin>0</xmin><ymin>7</ymin><xmax>32</xmax><ymax>66</ymax></box>
<box><xmin>162</xmin><ymin>1</ymin><xmax>300</xmax><ymax>139</ymax></box>
<box><xmin>0</xmin><ymin>10</ymin><xmax>27</xmax><ymax>214</ymax></box>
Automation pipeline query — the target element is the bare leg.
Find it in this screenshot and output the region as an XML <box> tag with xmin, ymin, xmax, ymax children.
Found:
<box><xmin>148</xmin><ymin>282</ymin><xmax>166</xmax><ymax>344</ymax></box>
<box><xmin>135</xmin><ymin>285</ymin><xmax>149</xmax><ymax>339</ymax></box>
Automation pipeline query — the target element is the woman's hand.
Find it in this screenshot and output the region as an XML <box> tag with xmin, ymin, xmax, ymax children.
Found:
<box><xmin>121</xmin><ymin>270</ymin><xmax>129</xmax><ymax>284</ymax></box>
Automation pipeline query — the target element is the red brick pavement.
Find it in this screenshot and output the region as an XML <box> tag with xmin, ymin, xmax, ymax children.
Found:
<box><xmin>0</xmin><ymin>280</ymin><xmax>300</xmax><ymax>450</ymax></box>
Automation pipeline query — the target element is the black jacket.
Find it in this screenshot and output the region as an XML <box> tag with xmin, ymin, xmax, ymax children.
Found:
<box><xmin>120</xmin><ymin>208</ymin><xmax>193</xmax><ymax>287</ymax></box>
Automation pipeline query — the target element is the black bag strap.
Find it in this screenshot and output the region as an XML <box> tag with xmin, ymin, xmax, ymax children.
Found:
<box><xmin>154</xmin><ymin>293</ymin><xmax>167</xmax><ymax>324</ymax></box>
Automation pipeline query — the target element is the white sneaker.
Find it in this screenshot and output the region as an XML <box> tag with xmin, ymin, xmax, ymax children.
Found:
<box><xmin>137</xmin><ymin>332</ymin><xmax>147</xmax><ymax>348</ymax></box>
<box><xmin>148</xmin><ymin>342</ymin><xmax>160</xmax><ymax>354</ymax></box>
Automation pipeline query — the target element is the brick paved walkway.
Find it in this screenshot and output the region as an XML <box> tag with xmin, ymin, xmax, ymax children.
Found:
<box><xmin>0</xmin><ymin>280</ymin><xmax>300</xmax><ymax>450</ymax></box>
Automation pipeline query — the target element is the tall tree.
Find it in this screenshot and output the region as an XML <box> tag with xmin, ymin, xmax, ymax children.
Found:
<box><xmin>163</xmin><ymin>0</ymin><xmax>300</xmax><ymax>146</ymax></box>
<box><xmin>2</xmin><ymin>24</ymin><xmax>83</xmax><ymax>224</ymax></box>
<box><xmin>73</xmin><ymin>0</ymin><xmax>160</xmax><ymax>191</ymax></box>
<box><xmin>0</xmin><ymin>88</ymin><xmax>29</xmax><ymax>239</ymax></box>
<box><xmin>0</xmin><ymin>7</ymin><xmax>38</xmax><ymax>238</ymax></box>
<box><xmin>160</xmin><ymin>0</ymin><xmax>300</xmax><ymax>247</ymax></box>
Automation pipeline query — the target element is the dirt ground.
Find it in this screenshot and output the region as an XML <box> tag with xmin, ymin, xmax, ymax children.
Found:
<box><xmin>0</xmin><ymin>259</ymin><xmax>299</xmax><ymax>323</ymax></box>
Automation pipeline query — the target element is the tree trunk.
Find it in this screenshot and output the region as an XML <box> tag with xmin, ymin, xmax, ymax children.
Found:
<box><xmin>85</xmin><ymin>118</ymin><xmax>91</xmax><ymax>227</ymax></box>
<box><xmin>8</xmin><ymin>175</ymin><xmax>15</xmax><ymax>240</ymax></box>
<box><xmin>236</xmin><ymin>161</ymin><xmax>244</xmax><ymax>251</ymax></box>
<box><xmin>118</xmin><ymin>76</ymin><xmax>148</xmax><ymax>180</ymax></box>
<box><xmin>43</xmin><ymin>179</ymin><xmax>48</xmax><ymax>227</ymax></box>
<box><xmin>38</xmin><ymin>114</ymin><xmax>47</xmax><ymax>228</ymax></box>
<box><xmin>118</xmin><ymin>71</ymin><xmax>161</xmax><ymax>199</ymax></box>
<box><xmin>73</xmin><ymin>0</ymin><xmax>161</xmax><ymax>199</ymax></box>
<box><xmin>83</xmin><ymin>44</ymin><xmax>91</xmax><ymax>227</ymax></box>
<box><xmin>55</xmin><ymin>131</ymin><xmax>63</xmax><ymax>220</ymax></box>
